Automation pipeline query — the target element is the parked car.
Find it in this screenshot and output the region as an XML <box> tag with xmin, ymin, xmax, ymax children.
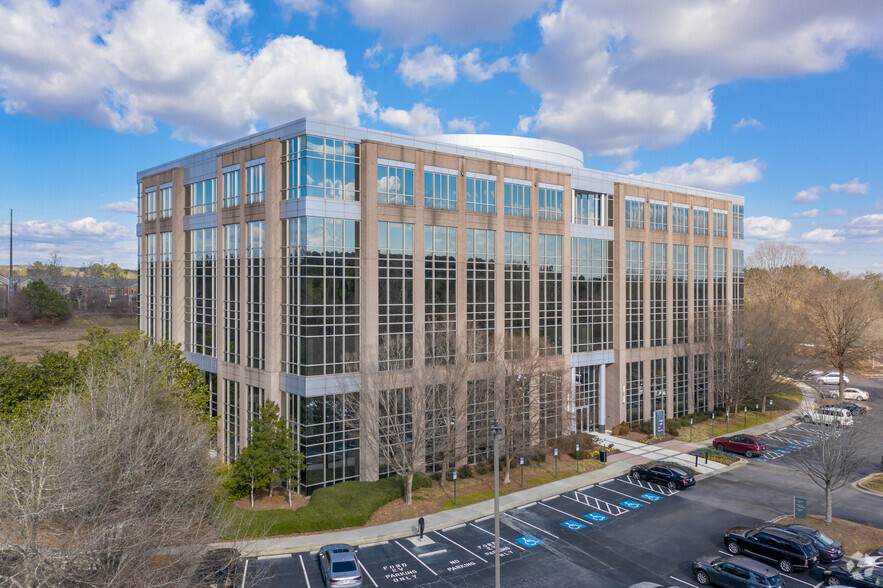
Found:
<box><xmin>826</xmin><ymin>401</ymin><xmax>869</xmax><ymax>416</ymax></box>
<box><xmin>629</xmin><ymin>463</ymin><xmax>696</xmax><ymax>490</ymax></box>
<box><xmin>818</xmin><ymin>372</ymin><xmax>849</xmax><ymax>386</ymax></box>
<box><xmin>802</xmin><ymin>406</ymin><xmax>854</xmax><ymax>427</ymax></box>
<box><xmin>692</xmin><ymin>554</ymin><xmax>783</xmax><ymax>587</ymax></box>
<box><xmin>842</xmin><ymin>388</ymin><xmax>870</xmax><ymax>401</ymax></box>
<box><xmin>774</xmin><ymin>523</ymin><xmax>843</xmax><ymax>563</ymax></box>
<box><xmin>805</xmin><ymin>369</ymin><xmax>825</xmax><ymax>379</ymax></box>
<box><xmin>723</xmin><ymin>525</ymin><xmax>819</xmax><ymax>572</ymax></box>
<box><xmin>856</xmin><ymin>545</ymin><xmax>883</xmax><ymax>569</ymax></box>
<box><xmin>713</xmin><ymin>435</ymin><xmax>767</xmax><ymax>458</ymax></box>
<box><xmin>191</xmin><ymin>548</ymin><xmax>242</xmax><ymax>588</ymax></box>
<box><xmin>823</xmin><ymin>565</ymin><xmax>883</xmax><ymax>586</ymax></box>
<box><xmin>318</xmin><ymin>544</ymin><xmax>363</xmax><ymax>588</ymax></box>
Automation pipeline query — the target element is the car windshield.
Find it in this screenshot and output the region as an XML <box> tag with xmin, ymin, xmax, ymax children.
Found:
<box><xmin>813</xmin><ymin>531</ymin><xmax>835</xmax><ymax>546</ymax></box>
<box><xmin>670</xmin><ymin>468</ymin><xmax>689</xmax><ymax>477</ymax></box>
<box><xmin>332</xmin><ymin>561</ymin><xmax>358</xmax><ymax>573</ymax></box>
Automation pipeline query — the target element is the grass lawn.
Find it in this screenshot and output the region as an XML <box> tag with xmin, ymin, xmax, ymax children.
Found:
<box><xmin>862</xmin><ymin>474</ymin><xmax>883</xmax><ymax>493</ymax></box>
<box><xmin>776</xmin><ymin>515</ymin><xmax>883</xmax><ymax>556</ymax></box>
<box><xmin>0</xmin><ymin>314</ymin><xmax>138</xmax><ymax>362</ymax></box>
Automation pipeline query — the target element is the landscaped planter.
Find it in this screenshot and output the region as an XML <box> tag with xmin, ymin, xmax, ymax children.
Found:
<box><xmin>639</xmin><ymin>434</ymin><xmax>673</xmax><ymax>445</ymax></box>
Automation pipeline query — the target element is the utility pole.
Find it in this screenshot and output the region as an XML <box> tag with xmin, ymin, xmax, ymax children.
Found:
<box><xmin>7</xmin><ymin>209</ymin><xmax>11</xmax><ymax>312</ymax></box>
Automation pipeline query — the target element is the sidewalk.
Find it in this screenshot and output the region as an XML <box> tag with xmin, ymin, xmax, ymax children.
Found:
<box><xmin>228</xmin><ymin>380</ymin><xmax>818</xmax><ymax>556</ymax></box>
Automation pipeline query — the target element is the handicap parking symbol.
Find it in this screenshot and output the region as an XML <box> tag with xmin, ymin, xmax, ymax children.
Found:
<box><xmin>640</xmin><ymin>493</ymin><xmax>663</xmax><ymax>502</ymax></box>
<box><xmin>561</xmin><ymin>520</ymin><xmax>587</xmax><ymax>530</ymax></box>
<box><xmin>515</xmin><ymin>535</ymin><xmax>542</xmax><ymax>548</ymax></box>
<box><xmin>584</xmin><ymin>512</ymin><xmax>609</xmax><ymax>522</ymax></box>
<box><xmin>755</xmin><ymin>457</ymin><xmax>769</xmax><ymax>462</ymax></box>
<box><xmin>620</xmin><ymin>500</ymin><xmax>643</xmax><ymax>509</ymax></box>
<box><xmin>775</xmin><ymin>448</ymin><xmax>789</xmax><ymax>454</ymax></box>
<box><xmin>787</xmin><ymin>444</ymin><xmax>798</xmax><ymax>449</ymax></box>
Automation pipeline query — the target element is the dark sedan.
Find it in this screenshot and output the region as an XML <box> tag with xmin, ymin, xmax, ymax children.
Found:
<box><xmin>693</xmin><ymin>554</ymin><xmax>783</xmax><ymax>587</ymax></box>
<box><xmin>724</xmin><ymin>525</ymin><xmax>819</xmax><ymax>572</ymax></box>
<box><xmin>629</xmin><ymin>463</ymin><xmax>695</xmax><ymax>490</ymax></box>
<box><xmin>823</xmin><ymin>565</ymin><xmax>883</xmax><ymax>586</ymax></box>
<box><xmin>826</xmin><ymin>401</ymin><xmax>869</xmax><ymax>416</ymax></box>
<box><xmin>713</xmin><ymin>435</ymin><xmax>767</xmax><ymax>458</ymax></box>
<box><xmin>778</xmin><ymin>524</ymin><xmax>843</xmax><ymax>563</ymax></box>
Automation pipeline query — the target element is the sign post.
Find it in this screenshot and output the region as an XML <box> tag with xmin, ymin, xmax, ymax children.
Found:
<box><xmin>653</xmin><ymin>409</ymin><xmax>665</xmax><ymax>437</ymax></box>
<box><xmin>575</xmin><ymin>444</ymin><xmax>580</xmax><ymax>473</ymax></box>
<box><xmin>690</xmin><ymin>417</ymin><xmax>693</xmax><ymax>442</ymax></box>
<box><xmin>794</xmin><ymin>496</ymin><xmax>807</xmax><ymax>519</ymax></box>
<box><xmin>452</xmin><ymin>470</ymin><xmax>457</xmax><ymax>506</ymax></box>
<box><xmin>519</xmin><ymin>456</ymin><xmax>524</xmax><ymax>488</ymax></box>
<box><xmin>554</xmin><ymin>448</ymin><xmax>559</xmax><ymax>479</ymax></box>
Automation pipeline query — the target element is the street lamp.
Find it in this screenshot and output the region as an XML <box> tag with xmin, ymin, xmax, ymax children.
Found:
<box><xmin>452</xmin><ymin>469</ymin><xmax>457</xmax><ymax>506</ymax></box>
<box><xmin>575</xmin><ymin>443</ymin><xmax>580</xmax><ymax>473</ymax></box>
<box><xmin>491</xmin><ymin>418</ymin><xmax>503</xmax><ymax>588</ymax></box>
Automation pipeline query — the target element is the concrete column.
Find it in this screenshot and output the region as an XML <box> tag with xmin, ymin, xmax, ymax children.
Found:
<box><xmin>360</xmin><ymin>142</ymin><xmax>380</xmax><ymax>482</ymax></box>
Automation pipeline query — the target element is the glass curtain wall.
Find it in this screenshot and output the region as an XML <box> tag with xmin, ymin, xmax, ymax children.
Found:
<box><xmin>186</xmin><ymin>227</ymin><xmax>216</xmax><ymax>356</ymax></box>
<box><xmin>424</xmin><ymin>225</ymin><xmax>457</xmax><ymax>365</ymax></box>
<box><xmin>378</xmin><ymin>222</ymin><xmax>414</xmax><ymax>370</ymax></box>
<box><xmin>538</xmin><ymin>234</ymin><xmax>563</xmax><ymax>354</ymax></box>
<box><xmin>571</xmin><ymin>238</ymin><xmax>613</xmax><ymax>352</ymax></box>
<box><xmin>466</xmin><ymin>229</ymin><xmax>495</xmax><ymax>362</ymax></box>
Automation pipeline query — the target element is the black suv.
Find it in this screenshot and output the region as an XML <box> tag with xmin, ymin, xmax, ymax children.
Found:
<box><xmin>724</xmin><ymin>525</ymin><xmax>819</xmax><ymax>572</ymax></box>
<box><xmin>776</xmin><ymin>524</ymin><xmax>843</xmax><ymax>563</ymax></box>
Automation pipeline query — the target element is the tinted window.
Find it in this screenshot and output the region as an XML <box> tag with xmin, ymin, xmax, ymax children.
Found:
<box><xmin>731</xmin><ymin>566</ymin><xmax>751</xmax><ymax>579</ymax></box>
<box><xmin>332</xmin><ymin>561</ymin><xmax>358</xmax><ymax>573</ymax></box>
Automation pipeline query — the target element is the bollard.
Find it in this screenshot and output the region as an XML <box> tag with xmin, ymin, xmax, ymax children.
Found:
<box><xmin>705</xmin><ymin>449</ymin><xmax>708</xmax><ymax>465</ymax></box>
<box><xmin>419</xmin><ymin>516</ymin><xmax>425</xmax><ymax>540</ymax></box>
<box><xmin>695</xmin><ymin>454</ymin><xmax>698</xmax><ymax>467</ymax></box>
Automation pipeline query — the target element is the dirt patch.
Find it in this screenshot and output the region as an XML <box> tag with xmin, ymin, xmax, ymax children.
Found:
<box><xmin>234</xmin><ymin>488</ymin><xmax>310</xmax><ymax>511</ymax></box>
<box><xmin>0</xmin><ymin>314</ymin><xmax>138</xmax><ymax>362</ymax></box>
<box><xmin>776</xmin><ymin>515</ymin><xmax>883</xmax><ymax>556</ymax></box>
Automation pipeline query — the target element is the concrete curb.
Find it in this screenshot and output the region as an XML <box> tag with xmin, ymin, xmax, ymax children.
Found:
<box><xmin>852</xmin><ymin>474</ymin><xmax>883</xmax><ymax>498</ymax></box>
<box><xmin>224</xmin><ymin>380</ymin><xmax>819</xmax><ymax>556</ymax></box>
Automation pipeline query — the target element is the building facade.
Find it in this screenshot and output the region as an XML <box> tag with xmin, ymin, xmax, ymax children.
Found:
<box><xmin>137</xmin><ymin>119</ymin><xmax>744</xmax><ymax>494</ymax></box>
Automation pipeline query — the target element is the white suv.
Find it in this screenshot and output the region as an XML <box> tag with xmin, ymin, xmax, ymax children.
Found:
<box><xmin>802</xmin><ymin>406</ymin><xmax>854</xmax><ymax>426</ymax></box>
<box><xmin>818</xmin><ymin>372</ymin><xmax>848</xmax><ymax>386</ymax></box>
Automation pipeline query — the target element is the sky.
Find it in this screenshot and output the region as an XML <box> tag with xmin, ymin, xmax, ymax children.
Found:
<box><xmin>1</xmin><ymin>0</ymin><xmax>882</xmax><ymax>272</ymax></box>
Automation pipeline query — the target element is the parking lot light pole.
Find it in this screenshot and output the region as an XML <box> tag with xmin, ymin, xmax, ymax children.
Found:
<box><xmin>576</xmin><ymin>444</ymin><xmax>580</xmax><ymax>473</ymax></box>
<box><xmin>453</xmin><ymin>470</ymin><xmax>457</xmax><ymax>506</ymax></box>
<box><xmin>554</xmin><ymin>447</ymin><xmax>559</xmax><ymax>479</ymax></box>
<box><xmin>491</xmin><ymin>418</ymin><xmax>503</xmax><ymax>588</ymax></box>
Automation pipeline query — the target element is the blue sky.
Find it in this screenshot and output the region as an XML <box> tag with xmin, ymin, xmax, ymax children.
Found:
<box><xmin>1</xmin><ymin>0</ymin><xmax>882</xmax><ymax>272</ymax></box>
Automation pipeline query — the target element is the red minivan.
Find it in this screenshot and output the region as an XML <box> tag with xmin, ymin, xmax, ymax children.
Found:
<box><xmin>713</xmin><ymin>434</ymin><xmax>767</xmax><ymax>458</ymax></box>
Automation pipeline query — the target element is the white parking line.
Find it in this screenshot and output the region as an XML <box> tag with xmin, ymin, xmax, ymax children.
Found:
<box><xmin>394</xmin><ymin>540</ymin><xmax>439</xmax><ymax>576</ymax></box>
<box><xmin>257</xmin><ymin>554</ymin><xmax>292</xmax><ymax>560</ymax></box>
<box><xmin>536</xmin><ymin>500</ymin><xmax>594</xmax><ymax>523</ymax></box>
<box><xmin>358</xmin><ymin>556</ymin><xmax>379</xmax><ymax>587</ymax></box>
<box><xmin>503</xmin><ymin>512</ymin><xmax>561</xmax><ymax>539</ymax></box>
<box><xmin>670</xmin><ymin>575</ymin><xmax>700</xmax><ymax>588</ymax></box>
<box><xmin>782</xmin><ymin>572</ymin><xmax>820</xmax><ymax>586</ymax></box>
<box><xmin>298</xmin><ymin>554</ymin><xmax>311</xmax><ymax>588</ymax></box>
<box><xmin>468</xmin><ymin>522</ymin><xmax>526</xmax><ymax>550</ymax></box>
<box><xmin>432</xmin><ymin>531</ymin><xmax>489</xmax><ymax>563</ymax></box>
<box><xmin>597</xmin><ymin>482</ymin><xmax>651</xmax><ymax>504</ymax></box>
<box><xmin>240</xmin><ymin>559</ymin><xmax>249</xmax><ymax>588</ymax></box>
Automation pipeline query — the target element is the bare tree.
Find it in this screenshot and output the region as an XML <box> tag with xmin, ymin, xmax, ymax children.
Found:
<box><xmin>45</xmin><ymin>252</ymin><xmax>63</xmax><ymax>288</ymax></box>
<box><xmin>786</xmin><ymin>418</ymin><xmax>871</xmax><ymax>524</ymax></box>
<box><xmin>0</xmin><ymin>344</ymin><xmax>234</xmax><ymax>587</ymax></box>
<box><xmin>746</xmin><ymin>241</ymin><xmax>812</xmax><ymax>312</ymax></box>
<box><xmin>804</xmin><ymin>274</ymin><xmax>883</xmax><ymax>398</ymax></box>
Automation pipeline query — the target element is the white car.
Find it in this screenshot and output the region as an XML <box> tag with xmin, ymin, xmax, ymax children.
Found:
<box><xmin>802</xmin><ymin>406</ymin><xmax>854</xmax><ymax>426</ymax></box>
<box><xmin>842</xmin><ymin>388</ymin><xmax>869</xmax><ymax>401</ymax></box>
<box><xmin>817</xmin><ymin>372</ymin><xmax>849</xmax><ymax>386</ymax></box>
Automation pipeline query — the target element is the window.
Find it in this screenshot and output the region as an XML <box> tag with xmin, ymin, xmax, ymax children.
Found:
<box><xmin>732</xmin><ymin>204</ymin><xmax>744</xmax><ymax>240</ymax></box>
<box><xmin>713</xmin><ymin>210</ymin><xmax>727</xmax><ymax>237</ymax></box>
<box><xmin>574</xmin><ymin>366</ymin><xmax>600</xmax><ymax>432</ymax></box>
<box><xmin>538</xmin><ymin>234</ymin><xmax>563</xmax><ymax>354</ymax></box>
<box><xmin>145</xmin><ymin>233</ymin><xmax>157</xmax><ymax>341</ymax></box>
<box><xmin>650</xmin><ymin>243</ymin><xmax>666</xmax><ymax>347</ymax></box>
<box><xmin>672</xmin><ymin>205</ymin><xmax>689</xmax><ymax>233</ymax></box>
<box><xmin>160</xmin><ymin>232</ymin><xmax>172</xmax><ymax>342</ymax></box>
<box><xmin>224</xmin><ymin>168</ymin><xmax>240</xmax><ymax>207</ymax></box>
<box><xmin>246</xmin><ymin>162</ymin><xmax>265</xmax><ymax>204</ymax></box>
<box><xmin>626</xmin><ymin>241</ymin><xmax>644</xmax><ymax>349</ymax></box>
<box><xmin>694</xmin><ymin>354</ymin><xmax>708</xmax><ymax>412</ymax></box>
<box><xmin>186</xmin><ymin>179</ymin><xmax>216</xmax><ymax>215</ymax></box>
<box><xmin>673</xmin><ymin>356</ymin><xmax>688</xmax><ymax>417</ymax></box>
<box><xmin>424</xmin><ymin>170</ymin><xmax>457</xmax><ymax>210</ymax></box>
<box><xmin>467</xmin><ymin>379</ymin><xmax>494</xmax><ymax>464</ymax></box>
<box><xmin>145</xmin><ymin>187</ymin><xmax>157</xmax><ymax>221</ymax></box>
<box><xmin>573</xmin><ymin>191</ymin><xmax>604</xmax><ymax>226</ymax></box>
<box><xmin>713</xmin><ymin>247</ymin><xmax>727</xmax><ymax>338</ymax></box>
<box><xmin>466</xmin><ymin>177</ymin><xmax>496</xmax><ymax>214</ymax></box>
<box><xmin>283</xmin><ymin>218</ymin><xmax>360</xmax><ymax>376</ymax></box>
<box><xmin>283</xmin><ymin>135</ymin><xmax>359</xmax><ymax>200</ymax></box>
<box><xmin>733</xmin><ymin>249</ymin><xmax>744</xmax><ymax>315</ymax></box>
<box><xmin>378</xmin><ymin>222</ymin><xmax>414</xmax><ymax>370</ymax></box>
<box><xmin>538</xmin><ymin>187</ymin><xmax>563</xmax><ymax>220</ymax></box>
<box><xmin>290</xmin><ymin>392</ymin><xmax>359</xmax><ymax>494</ymax></box>
<box><xmin>247</xmin><ymin>385</ymin><xmax>264</xmax><ymax>433</ymax></box>
<box><xmin>694</xmin><ymin>208</ymin><xmax>708</xmax><ymax>236</ymax></box>
<box><xmin>186</xmin><ymin>227</ymin><xmax>216</xmax><ymax>357</ymax></box>
<box><xmin>694</xmin><ymin>246</ymin><xmax>708</xmax><ymax>342</ymax></box>
<box><xmin>626</xmin><ymin>361</ymin><xmax>644</xmax><ymax>424</ymax></box>
<box><xmin>425</xmin><ymin>384</ymin><xmax>455</xmax><ymax>472</ymax></box>
<box><xmin>649</xmin><ymin>202</ymin><xmax>667</xmax><ymax>232</ymax></box>
<box><xmin>504</xmin><ymin>182</ymin><xmax>530</xmax><ymax>217</ymax></box>
<box><xmin>160</xmin><ymin>185</ymin><xmax>173</xmax><ymax>218</ymax></box>
<box><xmin>504</xmin><ymin>231</ymin><xmax>530</xmax><ymax>356</ymax></box>
<box><xmin>571</xmin><ymin>238</ymin><xmax>613</xmax><ymax>352</ymax></box>
<box><xmin>539</xmin><ymin>373</ymin><xmax>565</xmax><ymax>442</ymax></box>
<box><xmin>223</xmin><ymin>224</ymin><xmax>240</xmax><ymax>364</ymax></box>
<box><xmin>378</xmin><ymin>387</ymin><xmax>412</xmax><ymax>478</ymax></box>
<box><xmin>246</xmin><ymin>221</ymin><xmax>265</xmax><ymax>369</ymax></box>
<box><xmin>425</xmin><ymin>225</ymin><xmax>456</xmax><ymax>365</ymax></box>
<box><xmin>224</xmin><ymin>379</ymin><xmax>239</xmax><ymax>461</ymax></box>
<box><xmin>377</xmin><ymin>163</ymin><xmax>414</xmax><ymax>205</ymax></box>
<box><xmin>625</xmin><ymin>199</ymin><xmax>644</xmax><ymax>229</ymax></box>
<box><xmin>673</xmin><ymin>244</ymin><xmax>689</xmax><ymax>344</ymax></box>
<box><xmin>467</xmin><ymin>229</ymin><xmax>495</xmax><ymax>362</ymax></box>
<box><xmin>651</xmin><ymin>358</ymin><xmax>666</xmax><ymax>413</ymax></box>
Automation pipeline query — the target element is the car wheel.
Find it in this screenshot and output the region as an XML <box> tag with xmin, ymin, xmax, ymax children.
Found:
<box><xmin>779</xmin><ymin>559</ymin><xmax>793</xmax><ymax>573</ymax></box>
<box><xmin>668</xmin><ymin>481</ymin><xmax>677</xmax><ymax>490</ymax></box>
<box><xmin>695</xmin><ymin>570</ymin><xmax>710</xmax><ymax>585</ymax></box>
<box><xmin>745</xmin><ymin>450</ymin><xmax>754</xmax><ymax>458</ymax></box>
<box><xmin>715</xmin><ymin>443</ymin><xmax>725</xmax><ymax>451</ymax></box>
<box><xmin>826</xmin><ymin>575</ymin><xmax>841</xmax><ymax>585</ymax></box>
<box><xmin>631</xmin><ymin>470</ymin><xmax>641</xmax><ymax>481</ymax></box>
<box><xmin>727</xmin><ymin>541</ymin><xmax>741</xmax><ymax>555</ymax></box>
<box><xmin>803</xmin><ymin>416</ymin><xmax>812</xmax><ymax>423</ymax></box>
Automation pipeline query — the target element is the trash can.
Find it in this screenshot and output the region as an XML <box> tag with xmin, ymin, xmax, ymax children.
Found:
<box><xmin>600</xmin><ymin>449</ymin><xmax>607</xmax><ymax>463</ymax></box>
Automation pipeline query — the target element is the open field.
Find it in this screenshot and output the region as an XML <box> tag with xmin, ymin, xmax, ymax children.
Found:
<box><xmin>0</xmin><ymin>314</ymin><xmax>139</xmax><ymax>362</ymax></box>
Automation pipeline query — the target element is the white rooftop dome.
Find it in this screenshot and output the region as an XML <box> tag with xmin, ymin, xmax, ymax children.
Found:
<box><xmin>419</xmin><ymin>134</ymin><xmax>584</xmax><ymax>168</ymax></box>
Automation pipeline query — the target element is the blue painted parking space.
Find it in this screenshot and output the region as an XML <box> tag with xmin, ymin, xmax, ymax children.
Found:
<box><xmin>585</xmin><ymin>511</ymin><xmax>609</xmax><ymax>522</ymax></box>
<box><xmin>640</xmin><ymin>492</ymin><xmax>664</xmax><ymax>502</ymax></box>
<box><xmin>560</xmin><ymin>519</ymin><xmax>586</xmax><ymax>530</ymax></box>
<box><xmin>514</xmin><ymin>535</ymin><xmax>542</xmax><ymax>548</ymax></box>
<box><xmin>619</xmin><ymin>499</ymin><xmax>643</xmax><ymax>509</ymax></box>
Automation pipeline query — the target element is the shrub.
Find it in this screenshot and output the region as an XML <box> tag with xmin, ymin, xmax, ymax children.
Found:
<box><xmin>430</xmin><ymin>472</ymin><xmax>442</xmax><ymax>483</ymax></box>
<box><xmin>412</xmin><ymin>472</ymin><xmax>433</xmax><ymax>490</ymax></box>
<box><xmin>524</xmin><ymin>445</ymin><xmax>547</xmax><ymax>463</ymax></box>
<box><xmin>458</xmin><ymin>464</ymin><xmax>475</xmax><ymax>478</ymax></box>
<box><xmin>615</xmin><ymin>421</ymin><xmax>630</xmax><ymax>436</ymax></box>
<box><xmin>553</xmin><ymin>432</ymin><xmax>596</xmax><ymax>456</ymax></box>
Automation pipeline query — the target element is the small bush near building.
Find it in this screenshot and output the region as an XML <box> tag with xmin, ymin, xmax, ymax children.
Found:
<box><xmin>457</xmin><ymin>464</ymin><xmax>475</xmax><ymax>478</ymax></box>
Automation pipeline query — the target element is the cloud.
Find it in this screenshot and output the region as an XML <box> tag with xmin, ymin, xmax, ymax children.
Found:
<box><xmin>379</xmin><ymin>103</ymin><xmax>443</xmax><ymax>135</ymax></box>
<box><xmin>5</xmin><ymin>216</ymin><xmax>138</xmax><ymax>267</ymax></box>
<box><xmin>617</xmin><ymin>159</ymin><xmax>640</xmax><ymax>174</ymax></box>
<box><xmin>447</xmin><ymin>117</ymin><xmax>488</xmax><ymax>133</ymax></box>
<box><xmin>100</xmin><ymin>198</ymin><xmax>138</xmax><ymax>214</ymax></box>
<box><xmin>347</xmin><ymin>0</ymin><xmax>548</xmax><ymax>46</ymax></box>
<box><xmin>0</xmin><ymin>0</ymin><xmax>374</xmax><ymax>144</ymax></box>
<box><xmin>838</xmin><ymin>214</ymin><xmax>883</xmax><ymax>241</ymax></box>
<box><xmin>827</xmin><ymin>209</ymin><xmax>847</xmax><ymax>216</ymax></box>
<box><xmin>634</xmin><ymin>157</ymin><xmax>763</xmax><ymax>192</ymax></box>
<box><xmin>791</xmin><ymin>209</ymin><xmax>818</xmax><ymax>218</ymax></box>
<box><xmin>275</xmin><ymin>0</ymin><xmax>329</xmax><ymax>21</ymax></box>
<box><xmin>829</xmin><ymin>177</ymin><xmax>869</xmax><ymax>194</ymax></box>
<box><xmin>398</xmin><ymin>46</ymin><xmax>458</xmax><ymax>88</ymax></box>
<box><xmin>460</xmin><ymin>49</ymin><xmax>515</xmax><ymax>82</ymax></box>
<box><xmin>800</xmin><ymin>228</ymin><xmax>845</xmax><ymax>243</ymax></box>
<box><xmin>364</xmin><ymin>42</ymin><xmax>384</xmax><ymax>68</ymax></box>
<box><xmin>733</xmin><ymin>117</ymin><xmax>764</xmax><ymax>131</ymax></box>
<box><xmin>745</xmin><ymin>216</ymin><xmax>791</xmax><ymax>240</ymax></box>
<box><xmin>793</xmin><ymin>187</ymin><xmax>822</xmax><ymax>203</ymax></box>
<box><xmin>517</xmin><ymin>1</ymin><xmax>883</xmax><ymax>155</ymax></box>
